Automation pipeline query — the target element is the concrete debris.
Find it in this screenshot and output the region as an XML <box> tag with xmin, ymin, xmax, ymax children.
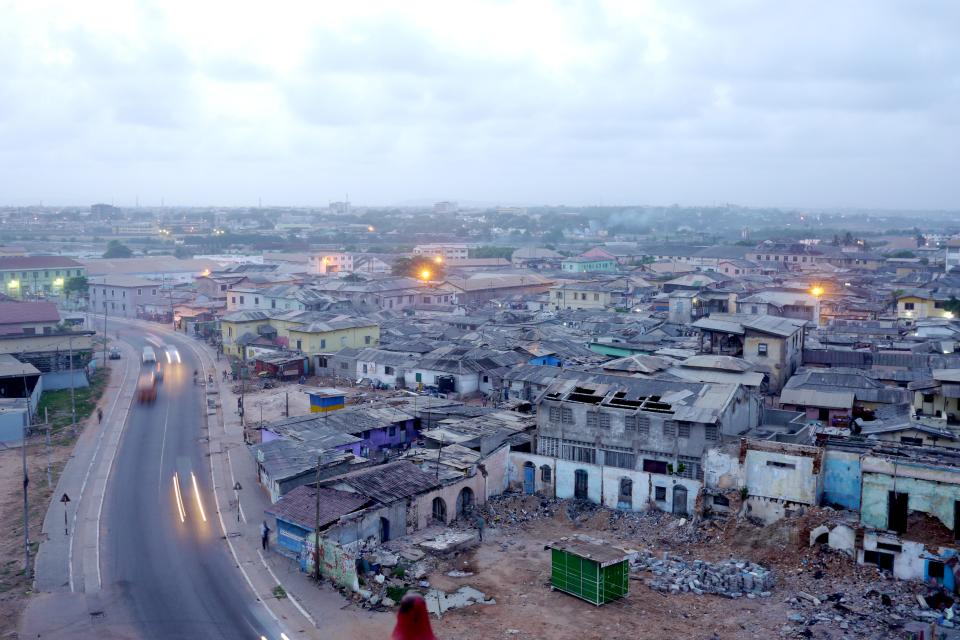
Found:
<box><xmin>424</xmin><ymin>586</ymin><xmax>495</xmax><ymax>615</ymax></box>
<box><xmin>418</xmin><ymin>531</ymin><xmax>477</xmax><ymax>553</ymax></box>
<box><xmin>632</xmin><ymin>551</ymin><xmax>775</xmax><ymax>598</ymax></box>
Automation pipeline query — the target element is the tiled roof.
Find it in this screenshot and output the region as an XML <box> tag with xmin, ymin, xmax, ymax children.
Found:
<box><xmin>265</xmin><ymin>485</ymin><xmax>369</xmax><ymax>531</ymax></box>
<box><xmin>0</xmin><ymin>256</ymin><xmax>82</xmax><ymax>269</ymax></box>
<box><xmin>0</xmin><ymin>301</ymin><xmax>60</xmax><ymax>326</ymax></box>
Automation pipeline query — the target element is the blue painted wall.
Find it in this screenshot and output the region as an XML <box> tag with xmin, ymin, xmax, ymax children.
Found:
<box><xmin>529</xmin><ymin>355</ymin><xmax>563</xmax><ymax>367</ymax></box>
<box><xmin>275</xmin><ymin>517</ymin><xmax>311</xmax><ymax>556</ymax></box>
<box><xmin>822</xmin><ymin>449</ymin><xmax>861</xmax><ymax>510</ymax></box>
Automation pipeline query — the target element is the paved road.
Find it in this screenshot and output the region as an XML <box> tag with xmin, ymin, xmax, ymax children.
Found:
<box><xmin>98</xmin><ymin>324</ymin><xmax>285</xmax><ymax>639</ymax></box>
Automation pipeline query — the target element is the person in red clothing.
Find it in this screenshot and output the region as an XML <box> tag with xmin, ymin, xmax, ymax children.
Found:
<box><xmin>391</xmin><ymin>593</ymin><xmax>436</xmax><ymax>640</ymax></box>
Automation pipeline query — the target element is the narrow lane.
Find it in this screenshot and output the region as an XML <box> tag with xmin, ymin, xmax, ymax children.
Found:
<box><xmin>101</xmin><ymin>325</ymin><xmax>282</xmax><ymax>639</ymax></box>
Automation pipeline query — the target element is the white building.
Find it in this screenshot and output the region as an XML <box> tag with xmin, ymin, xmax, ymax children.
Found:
<box><xmin>946</xmin><ymin>239</ymin><xmax>960</xmax><ymax>273</ymax></box>
<box><xmin>413</xmin><ymin>244</ymin><xmax>469</xmax><ymax>262</ymax></box>
<box><xmin>311</xmin><ymin>252</ymin><xmax>354</xmax><ymax>275</ymax></box>
<box><xmin>434</xmin><ymin>201</ymin><xmax>458</xmax><ymax>215</ymax></box>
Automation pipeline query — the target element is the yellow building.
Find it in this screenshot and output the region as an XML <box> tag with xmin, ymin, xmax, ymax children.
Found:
<box><xmin>287</xmin><ymin>318</ymin><xmax>379</xmax><ymax>355</ymax></box>
<box><xmin>896</xmin><ymin>292</ymin><xmax>954</xmax><ymax>321</ymax></box>
<box><xmin>219</xmin><ymin>310</ymin><xmax>379</xmax><ymax>361</ymax></box>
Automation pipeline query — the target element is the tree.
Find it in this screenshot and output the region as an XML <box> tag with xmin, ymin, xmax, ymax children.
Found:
<box><xmin>889</xmin><ymin>250</ymin><xmax>916</xmax><ymax>259</ymax></box>
<box><xmin>391</xmin><ymin>256</ymin><xmax>446</xmax><ymax>281</ymax></box>
<box><xmin>63</xmin><ymin>275</ymin><xmax>88</xmax><ymax>300</ymax></box>
<box><xmin>102</xmin><ymin>240</ymin><xmax>133</xmax><ymax>258</ymax></box>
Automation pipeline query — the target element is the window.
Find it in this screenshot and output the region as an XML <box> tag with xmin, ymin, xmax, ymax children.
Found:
<box><xmin>271</xmin><ymin>300</ymin><xmax>276</xmax><ymax>308</ymax></box>
<box><xmin>296</xmin><ymin>340</ymin><xmax>302</xmax><ymax>351</ymax></box>
<box><xmin>362</xmin><ymin>364</ymin><xmax>368</xmax><ymax>374</ymax></box>
<box><xmin>423</xmin><ymin>296</ymin><xmax>431</xmax><ymax>303</ymax></box>
<box><xmin>766</xmin><ymin>460</ymin><xmax>796</xmax><ymax>469</ymax></box>
<box><xmin>757</xmin><ymin>343</ymin><xmax>768</xmax><ymax>356</ymax></box>
<box><xmin>122</xmin><ymin>290</ymin><xmax>125</xmax><ymax>297</ymax></box>
<box><xmin>599</xmin><ymin>413</ymin><xmax>611</xmax><ymax>429</ymax></box>
<box><xmin>904</xmin><ymin>302</ymin><xmax>915</xmax><ymax>310</ymax></box>
<box><xmin>541</xmin><ymin>465</ymin><xmax>551</xmax><ymax>483</ymax></box>
<box><xmin>678</xmin><ymin>423</ymin><xmax>690</xmax><ymax>438</ymax></box>
<box><xmin>388</xmin><ymin>426</ymin><xmax>397</xmax><ymax>437</ymax></box>
<box><xmin>643</xmin><ymin>459</ymin><xmax>668</xmax><ymax>474</ymax></box>
<box><xmin>624</xmin><ymin>415</ymin><xmax>636</xmax><ymax>431</ymax></box>
<box><xmin>254</xmin><ymin>297</ymin><xmax>259</xmax><ymax>305</ymax></box>
<box><xmin>618</xmin><ymin>478</ymin><xmax>632</xmax><ymax>502</ymax></box>
<box><xmin>662</xmin><ymin>420</ymin><xmax>677</xmax><ymax>437</ymax></box>
<box><xmin>152</xmin><ymin>289</ymin><xmax>157</xmax><ymax>296</ymax></box>
<box><xmin>549</xmin><ymin>406</ymin><xmax>561</xmax><ymax>423</ymax></box>
<box><xmin>227</xmin><ymin>327</ymin><xmax>233</xmax><ymax>337</ymax></box>
<box><xmin>654</xmin><ymin>486</ymin><xmax>666</xmax><ymax>501</ymax></box>
<box><xmin>22</xmin><ymin>327</ymin><xmax>36</xmax><ymax>335</ymax></box>
<box><xmin>561</xmin><ymin>407</ymin><xmax>573</xmax><ymax>424</ymax></box>
<box><xmin>604</xmin><ymin>448</ymin><xmax>636</xmax><ymax>470</ymax></box>
<box><xmin>384</xmin><ymin>366</ymin><xmax>394</xmax><ymax>375</ymax></box>
<box><xmin>593</xmin><ymin>293</ymin><xmax>599</xmax><ymax>301</ymax></box>
<box><xmin>705</xmin><ymin>425</ymin><xmax>718</xmax><ymax>441</ymax></box>
<box><xmin>751</xmin><ymin>305</ymin><xmax>758</xmax><ymax>314</ymax></box>
<box><xmin>713</xmin><ymin>494</ymin><xmax>730</xmax><ymax>507</ymax></box>
<box><xmin>340</xmin><ymin>362</ymin><xmax>349</xmax><ymax>369</ymax></box>
<box><xmin>537</xmin><ymin>437</ymin><xmax>560</xmax><ymax>457</ymax></box>
<box><xmin>231</xmin><ymin>296</ymin><xmax>236</xmax><ymax>304</ymax></box>
<box><xmin>574</xmin><ymin>469</ymin><xmax>588</xmax><ymax>499</ymax></box>
<box><xmin>561</xmin><ymin>440</ymin><xmax>596</xmax><ymax>464</ymax></box>
<box><xmin>137</xmin><ymin>288</ymin><xmax>142</xmax><ymax>295</ymax></box>
<box><xmin>365</xmin><ymin>335</ymin><xmax>372</xmax><ymax>345</ymax></box>
<box><xmin>239</xmin><ymin>296</ymin><xmax>245</xmax><ymax>304</ymax></box>
<box><xmin>44</xmin><ymin>271</ymin><xmax>49</xmax><ymax>277</ymax></box>
<box><xmin>586</xmin><ymin>413</ymin><xmax>597</xmax><ymax>428</ymax></box>
<box><xmin>900</xmin><ymin>436</ymin><xmax>923</xmax><ymax>446</ymax></box>
<box><xmin>320</xmin><ymin>339</ymin><xmax>326</xmax><ymax>349</ymax></box>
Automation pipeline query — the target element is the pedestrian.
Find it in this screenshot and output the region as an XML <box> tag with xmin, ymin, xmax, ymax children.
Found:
<box><xmin>391</xmin><ymin>593</ymin><xmax>436</xmax><ymax>640</ymax></box>
<box><xmin>260</xmin><ymin>520</ymin><xmax>270</xmax><ymax>550</ymax></box>
<box><xmin>97</xmin><ymin>407</ymin><xmax>103</xmax><ymax>424</ymax></box>
<box><xmin>474</xmin><ymin>512</ymin><xmax>485</xmax><ymax>542</ymax></box>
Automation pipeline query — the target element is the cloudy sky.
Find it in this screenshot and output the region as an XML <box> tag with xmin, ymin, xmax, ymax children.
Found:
<box><xmin>1</xmin><ymin>1</ymin><xmax>957</xmax><ymax>209</ymax></box>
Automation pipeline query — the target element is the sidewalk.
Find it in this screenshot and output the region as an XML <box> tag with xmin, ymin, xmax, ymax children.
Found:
<box><xmin>179</xmin><ymin>334</ymin><xmax>392</xmax><ymax>639</ymax></box>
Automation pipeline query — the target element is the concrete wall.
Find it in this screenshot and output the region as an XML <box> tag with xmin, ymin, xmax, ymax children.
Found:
<box><xmin>822</xmin><ymin>449</ymin><xmax>861</xmax><ymax>510</ymax></box>
<box><xmin>703</xmin><ymin>448</ymin><xmax>742</xmax><ymax>490</ymax></box>
<box><xmin>413</xmin><ymin>474</ymin><xmax>487</xmax><ymax>530</ymax></box>
<box><xmin>861</xmin><ymin>465</ymin><xmax>960</xmax><ymax>532</ymax></box>
<box><xmin>743</xmin><ymin>448</ymin><xmax>819</xmax><ymax>505</ymax></box>
<box><xmin>508</xmin><ymin>452</ymin><xmax>701</xmax><ymax>515</ymax></box>
<box><xmin>859</xmin><ymin>532</ymin><xmax>928</xmax><ymax>582</ymax></box>
<box><xmin>41</xmin><ymin>370</ymin><xmax>89</xmax><ymax>391</ymax></box>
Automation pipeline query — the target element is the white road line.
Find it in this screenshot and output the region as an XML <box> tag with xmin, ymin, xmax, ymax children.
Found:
<box><xmin>157</xmin><ymin>403</ymin><xmax>171</xmax><ymax>495</ymax></box>
<box><xmin>68</xmin><ymin>336</ymin><xmax>135</xmax><ymax>592</ymax></box>
<box><xmin>257</xmin><ymin>550</ymin><xmax>317</xmax><ymax>627</ymax></box>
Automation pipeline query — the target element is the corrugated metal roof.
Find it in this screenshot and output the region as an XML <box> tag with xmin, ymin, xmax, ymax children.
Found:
<box><xmin>780</xmin><ymin>388</ymin><xmax>855</xmax><ymax>409</ymax></box>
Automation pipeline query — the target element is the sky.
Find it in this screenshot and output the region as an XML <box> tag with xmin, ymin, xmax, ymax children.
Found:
<box><xmin>0</xmin><ymin>1</ymin><xmax>957</xmax><ymax>210</ymax></box>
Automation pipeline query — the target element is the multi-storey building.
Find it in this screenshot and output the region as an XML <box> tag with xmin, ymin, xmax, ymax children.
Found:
<box><xmin>0</xmin><ymin>256</ymin><xmax>85</xmax><ymax>299</ymax></box>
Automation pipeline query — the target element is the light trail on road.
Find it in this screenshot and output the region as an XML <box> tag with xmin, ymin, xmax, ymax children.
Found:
<box><xmin>173</xmin><ymin>473</ymin><xmax>186</xmax><ymax>523</ymax></box>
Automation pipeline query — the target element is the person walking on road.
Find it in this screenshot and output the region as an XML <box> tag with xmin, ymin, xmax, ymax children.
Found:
<box><xmin>97</xmin><ymin>408</ymin><xmax>103</xmax><ymax>424</ymax></box>
<box><xmin>260</xmin><ymin>521</ymin><xmax>270</xmax><ymax>551</ymax></box>
<box><xmin>391</xmin><ymin>593</ymin><xmax>436</xmax><ymax>640</ymax></box>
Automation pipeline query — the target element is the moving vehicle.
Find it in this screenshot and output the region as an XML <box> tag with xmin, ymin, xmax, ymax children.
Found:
<box><xmin>109</xmin><ymin>347</ymin><xmax>122</xmax><ymax>360</ymax></box>
<box><xmin>142</xmin><ymin>346</ymin><xmax>157</xmax><ymax>366</ymax></box>
<box><xmin>136</xmin><ymin>370</ymin><xmax>157</xmax><ymax>403</ymax></box>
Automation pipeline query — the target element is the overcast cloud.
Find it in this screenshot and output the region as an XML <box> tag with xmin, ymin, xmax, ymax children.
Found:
<box><xmin>0</xmin><ymin>1</ymin><xmax>957</xmax><ymax>209</ymax></box>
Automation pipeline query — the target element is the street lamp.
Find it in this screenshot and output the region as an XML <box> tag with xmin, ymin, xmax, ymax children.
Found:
<box><xmin>810</xmin><ymin>286</ymin><xmax>824</xmax><ymax>297</ymax></box>
<box><xmin>420</xmin><ymin>269</ymin><xmax>431</xmax><ymax>281</ymax></box>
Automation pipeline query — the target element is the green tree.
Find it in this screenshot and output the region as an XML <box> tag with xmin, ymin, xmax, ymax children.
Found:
<box><xmin>889</xmin><ymin>250</ymin><xmax>916</xmax><ymax>259</ymax></box>
<box><xmin>63</xmin><ymin>275</ymin><xmax>88</xmax><ymax>300</ymax></box>
<box><xmin>391</xmin><ymin>256</ymin><xmax>446</xmax><ymax>281</ymax></box>
<box><xmin>102</xmin><ymin>240</ymin><xmax>133</xmax><ymax>258</ymax></box>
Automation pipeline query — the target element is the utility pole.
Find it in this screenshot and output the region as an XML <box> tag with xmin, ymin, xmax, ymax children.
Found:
<box><xmin>314</xmin><ymin>454</ymin><xmax>321</xmax><ymax>582</ymax></box>
<box><xmin>68</xmin><ymin>335</ymin><xmax>76</xmax><ymax>432</ymax></box>
<box><xmin>103</xmin><ymin>300</ymin><xmax>108</xmax><ymax>364</ymax></box>
<box><xmin>22</xmin><ymin>372</ymin><xmax>31</xmax><ymax>578</ymax></box>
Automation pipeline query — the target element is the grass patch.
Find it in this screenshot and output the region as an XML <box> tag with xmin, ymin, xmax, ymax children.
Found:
<box><xmin>272</xmin><ymin>585</ymin><xmax>287</xmax><ymax>599</ymax></box>
<box><xmin>36</xmin><ymin>368</ymin><xmax>110</xmax><ymax>433</ymax></box>
<box><xmin>386</xmin><ymin>586</ymin><xmax>409</xmax><ymax>602</ymax></box>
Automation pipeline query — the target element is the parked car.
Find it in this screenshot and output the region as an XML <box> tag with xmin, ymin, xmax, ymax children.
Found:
<box><xmin>109</xmin><ymin>347</ymin><xmax>122</xmax><ymax>360</ymax></box>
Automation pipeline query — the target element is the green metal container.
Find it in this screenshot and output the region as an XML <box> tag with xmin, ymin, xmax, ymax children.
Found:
<box><xmin>549</xmin><ymin>540</ymin><xmax>630</xmax><ymax>606</ymax></box>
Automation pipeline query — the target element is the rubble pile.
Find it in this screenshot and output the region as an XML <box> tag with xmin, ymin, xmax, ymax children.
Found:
<box><xmin>633</xmin><ymin>551</ymin><xmax>775</xmax><ymax>598</ymax></box>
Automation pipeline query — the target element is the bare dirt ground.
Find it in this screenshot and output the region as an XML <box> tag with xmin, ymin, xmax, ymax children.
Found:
<box><xmin>412</xmin><ymin>494</ymin><xmax>929</xmax><ymax>640</ymax></box>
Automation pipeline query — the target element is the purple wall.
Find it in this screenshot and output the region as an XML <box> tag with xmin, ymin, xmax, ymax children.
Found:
<box><xmin>362</xmin><ymin>419</ymin><xmax>418</xmax><ymax>451</ymax></box>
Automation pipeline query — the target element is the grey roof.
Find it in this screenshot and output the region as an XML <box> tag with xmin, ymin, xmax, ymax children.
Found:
<box><xmin>265</xmin><ymin>485</ymin><xmax>370</xmax><ymax>531</ymax></box>
<box><xmin>324</xmin><ymin>461</ymin><xmax>440</xmax><ymax>504</ymax></box>
<box><xmin>0</xmin><ymin>354</ymin><xmax>40</xmax><ymax>377</ymax></box>
<box><xmin>681</xmin><ymin>355</ymin><xmax>753</xmax><ymax>372</ymax></box>
<box><xmin>780</xmin><ymin>388</ymin><xmax>855</xmax><ymax>409</ymax></box>
<box><xmin>221</xmin><ymin>309</ymin><xmax>272</xmax><ymax>322</ymax></box>
<box><xmin>782</xmin><ymin>367</ymin><xmax>911</xmax><ymax>405</ymax></box>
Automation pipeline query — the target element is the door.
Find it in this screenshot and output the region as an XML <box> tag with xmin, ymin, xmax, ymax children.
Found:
<box><xmin>672</xmin><ymin>484</ymin><xmax>688</xmax><ymax>515</ymax></box>
<box><xmin>523</xmin><ymin>462</ymin><xmax>535</xmax><ymax>495</ymax></box>
<box><xmin>574</xmin><ymin>469</ymin><xmax>588</xmax><ymax>500</ymax></box>
<box><xmin>380</xmin><ymin>517</ymin><xmax>390</xmax><ymax>543</ymax></box>
<box><xmin>888</xmin><ymin>491</ymin><xmax>908</xmax><ymax>534</ymax></box>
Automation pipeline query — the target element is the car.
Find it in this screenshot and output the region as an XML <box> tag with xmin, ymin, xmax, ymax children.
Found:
<box><xmin>109</xmin><ymin>347</ymin><xmax>122</xmax><ymax>360</ymax></box>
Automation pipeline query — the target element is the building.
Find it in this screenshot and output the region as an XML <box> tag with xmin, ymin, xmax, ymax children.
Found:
<box><xmin>444</xmin><ymin>273</ymin><xmax>553</xmax><ymax>305</ymax></box>
<box><xmin>693</xmin><ymin>314</ymin><xmax>807</xmax><ymax>393</ymax></box>
<box><xmin>87</xmin><ymin>276</ymin><xmax>164</xmax><ymax>319</ymax></box>
<box><xmin>511</xmin><ymin>247</ymin><xmax>563</xmax><ymax>270</ymax></box>
<box><xmin>549</xmin><ymin>282</ymin><xmax>618</xmax><ymax>311</ymax></box>
<box><xmin>947</xmin><ymin>239</ymin><xmax>960</xmax><ymax>273</ymax></box>
<box><xmin>737</xmin><ymin>290</ymin><xmax>821</xmax><ymax>325</ymax></box>
<box><xmin>310</xmin><ymin>252</ymin><xmax>354</xmax><ymax>275</ymax></box>
<box><xmin>896</xmin><ymin>290</ymin><xmax>954</xmax><ymax>322</ymax></box>
<box><xmin>912</xmin><ymin>369</ymin><xmax>960</xmax><ymax>423</ymax></box>
<box><xmin>0</xmin><ymin>256</ymin><xmax>85</xmax><ymax>299</ymax></box>
<box><xmin>561</xmin><ymin>256</ymin><xmax>616</xmax><ymax>273</ymax></box>
<box><xmin>518</xmin><ymin>374</ymin><xmax>759</xmax><ymax>515</ymax></box>
<box><xmin>0</xmin><ymin>302</ymin><xmax>95</xmax><ymax>385</ymax></box>
<box><xmin>413</xmin><ymin>244</ymin><xmax>469</xmax><ymax>261</ymax></box>
<box><xmin>779</xmin><ymin>367</ymin><xmax>911</xmax><ymax>425</ymax></box>
<box><xmin>434</xmin><ymin>201</ymin><xmax>458</xmax><ymax>215</ymax></box>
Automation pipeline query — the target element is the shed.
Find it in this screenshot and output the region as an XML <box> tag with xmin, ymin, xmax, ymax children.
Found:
<box><xmin>306</xmin><ymin>387</ymin><xmax>346</xmax><ymax>413</ymax></box>
<box><xmin>548</xmin><ymin>539</ymin><xmax>630</xmax><ymax>606</ymax></box>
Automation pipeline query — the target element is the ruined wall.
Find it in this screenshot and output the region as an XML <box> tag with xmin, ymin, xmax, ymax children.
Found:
<box><xmin>860</xmin><ymin>470</ymin><xmax>960</xmax><ymax>533</ymax></box>
<box><xmin>481</xmin><ymin>444</ymin><xmax>510</xmax><ymax>499</ymax></box>
<box><xmin>822</xmin><ymin>449</ymin><xmax>862</xmax><ymax>510</ymax></box>
<box><xmin>743</xmin><ymin>448</ymin><xmax>819</xmax><ymax>505</ymax></box>
<box><xmin>703</xmin><ymin>447</ymin><xmax>742</xmax><ymax>490</ymax></box>
<box><xmin>413</xmin><ymin>474</ymin><xmax>487</xmax><ymax>530</ymax></box>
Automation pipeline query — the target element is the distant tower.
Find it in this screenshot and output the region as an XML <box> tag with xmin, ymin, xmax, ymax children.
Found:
<box><xmin>741</xmin><ymin>227</ymin><xmax>750</xmax><ymax>240</ymax></box>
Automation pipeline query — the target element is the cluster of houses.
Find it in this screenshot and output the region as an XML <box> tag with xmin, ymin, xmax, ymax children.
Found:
<box><xmin>4</xmin><ymin>237</ymin><xmax>960</xmax><ymax>590</ymax></box>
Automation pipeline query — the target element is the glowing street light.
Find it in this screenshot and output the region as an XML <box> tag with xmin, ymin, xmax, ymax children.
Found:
<box><xmin>810</xmin><ymin>286</ymin><xmax>824</xmax><ymax>297</ymax></box>
<box><xmin>434</xmin><ymin>255</ymin><xmax>444</xmax><ymax>264</ymax></box>
<box><xmin>420</xmin><ymin>269</ymin><xmax>432</xmax><ymax>281</ymax></box>
<box><xmin>946</xmin><ymin>312</ymin><xmax>955</xmax><ymax>320</ymax></box>
<box><xmin>367</xmin><ymin>225</ymin><xmax>375</xmax><ymax>232</ymax></box>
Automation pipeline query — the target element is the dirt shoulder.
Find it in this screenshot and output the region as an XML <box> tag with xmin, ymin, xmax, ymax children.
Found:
<box><xmin>0</xmin><ymin>367</ymin><xmax>110</xmax><ymax>638</ymax></box>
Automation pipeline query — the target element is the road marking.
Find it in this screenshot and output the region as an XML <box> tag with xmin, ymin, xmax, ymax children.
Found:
<box><xmin>157</xmin><ymin>402</ymin><xmax>171</xmax><ymax>496</ymax></box>
<box><xmin>258</xmin><ymin>550</ymin><xmax>317</xmax><ymax>628</ymax></box>
<box><xmin>173</xmin><ymin>473</ymin><xmax>186</xmax><ymax>523</ymax></box>
<box><xmin>68</xmin><ymin>330</ymin><xmax>136</xmax><ymax>592</ymax></box>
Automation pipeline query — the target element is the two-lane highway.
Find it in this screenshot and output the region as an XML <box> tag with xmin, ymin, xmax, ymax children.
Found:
<box><xmin>101</xmin><ymin>325</ymin><xmax>285</xmax><ymax>639</ymax></box>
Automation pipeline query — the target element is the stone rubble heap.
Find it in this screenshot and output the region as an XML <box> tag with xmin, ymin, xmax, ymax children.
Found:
<box><xmin>633</xmin><ymin>551</ymin><xmax>775</xmax><ymax>598</ymax></box>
